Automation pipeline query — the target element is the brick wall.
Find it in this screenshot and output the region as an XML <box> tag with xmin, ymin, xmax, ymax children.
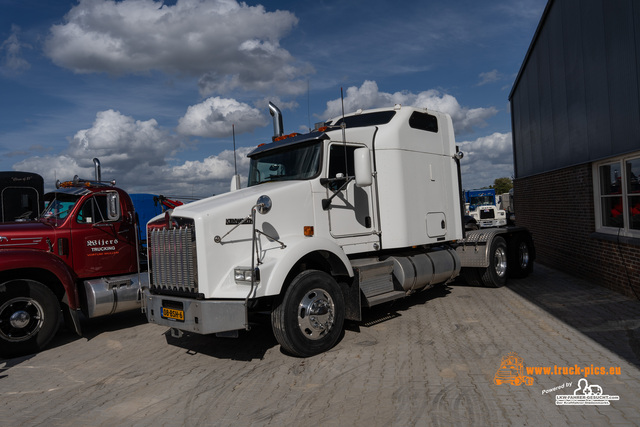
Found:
<box><xmin>514</xmin><ymin>163</ymin><xmax>640</xmax><ymax>300</ymax></box>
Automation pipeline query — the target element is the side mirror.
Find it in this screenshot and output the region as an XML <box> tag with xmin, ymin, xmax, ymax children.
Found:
<box><xmin>354</xmin><ymin>147</ymin><xmax>372</xmax><ymax>187</ymax></box>
<box><xmin>107</xmin><ymin>193</ymin><xmax>120</xmax><ymax>220</ymax></box>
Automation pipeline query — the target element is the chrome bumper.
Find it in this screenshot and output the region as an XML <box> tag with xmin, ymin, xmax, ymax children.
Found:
<box><xmin>144</xmin><ymin>289</ymin><xmax>246</xmax><ymax>335</ymax></box>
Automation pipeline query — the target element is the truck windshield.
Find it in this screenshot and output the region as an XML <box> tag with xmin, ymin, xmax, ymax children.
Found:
<box><xmin>248</xmin><ymin>142</ymin><xmax>322</xmax><ymax>186</ymax></box>
<box><xmin>470</xmin><ymin>196</ymin><xmax>495</xmax><ymax>206</ymax></box>
<box><xmin>41</xmin><ymin>193</ymin><xmax>81</xmax><ymax>225</ymax></box>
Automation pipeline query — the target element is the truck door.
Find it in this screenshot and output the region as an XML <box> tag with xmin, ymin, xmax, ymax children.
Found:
<box><xmin>70</xmin><ymin>191</ymin><xmax>136</xmax><ymax>278</ymax></box>
<box><xmin>325</xmin><ymin>143</ymin><xmax>378</xmax><ymax>239</ymax></box>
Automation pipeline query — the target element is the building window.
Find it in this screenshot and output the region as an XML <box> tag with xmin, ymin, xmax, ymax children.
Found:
<box><xmin>594</xmin><ymin>152</ymin><xmax>640</xmax><ymax>237</ymax></box>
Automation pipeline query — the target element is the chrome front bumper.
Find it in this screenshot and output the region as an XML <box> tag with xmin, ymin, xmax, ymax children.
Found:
<box><xmin>144</xmin><ymin>289</ymin><xmax>246</xmax><ymax>335</ymax></box>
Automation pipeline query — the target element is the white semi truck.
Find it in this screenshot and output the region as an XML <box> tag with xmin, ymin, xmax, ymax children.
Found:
<box><xmin>143</xmin><ymin>103</ymin><xmax>535</xmax><ymax>357</ymax></box>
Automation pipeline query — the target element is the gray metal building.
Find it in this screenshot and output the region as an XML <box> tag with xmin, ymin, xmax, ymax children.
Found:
<box><xmin>509</xmin><ymin>0</ymin><xmax>640</xmax><ymax>298</ymax></box>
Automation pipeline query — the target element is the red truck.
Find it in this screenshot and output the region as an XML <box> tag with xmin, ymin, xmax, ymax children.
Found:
<box><xmin>0</xmin><ymin>160</ymin><xmax>179</xmax><ymax>357</ymax></box>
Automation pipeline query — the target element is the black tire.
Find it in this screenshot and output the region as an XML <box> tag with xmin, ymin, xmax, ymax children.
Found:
<box><xmin>461</xmin><ymin>267</ymin><xmax>483</xmax><ymax>287</ymax></box>
<box><xmin>480</xmin><ymin>236</ymin><xmax>508</xmax><ymax>288</ymax></box>
<box><xmin>508</xmin><ymin>234</ymin><xmax>534</xmax><ymax>278</ymax></box>
<box><xmin>0</xmin><ymin>279</ymin><xmax>61</xmax><ymax>358</ymax></box>
<box><xmin>271</xmin><ymin>270</ymin><xmax>345</xmax><ymax>357</ymax></box>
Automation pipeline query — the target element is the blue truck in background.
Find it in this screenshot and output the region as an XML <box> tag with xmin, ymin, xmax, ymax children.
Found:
<box><xmin>130</xmin><ymin>193</ymin><xmax>183</xmax><ymax>244</ymax></box>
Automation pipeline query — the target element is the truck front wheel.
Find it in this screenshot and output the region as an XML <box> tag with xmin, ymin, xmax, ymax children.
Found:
<box><xmin>271</xmin><ymin>270</ymin><xmax>345</xmax><ymax>357</ymax></box>
<box><xmin>0</xmin><ymin>279</ymin><xmax>61</xmax><ymax>358</ymax></box>
<box><xmin>481</xmin><ymin>236</ymin><xmax>508</xmax><ymax>288</ymax></box>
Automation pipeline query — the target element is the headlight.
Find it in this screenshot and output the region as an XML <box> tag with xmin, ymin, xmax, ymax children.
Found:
<box><xmin>234</xmin><ymin>267</ymin><xmax>260</xmax><ymax>284</ymax></box>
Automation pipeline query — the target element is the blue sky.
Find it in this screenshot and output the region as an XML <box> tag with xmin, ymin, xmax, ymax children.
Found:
<box><xmin>0</xmin><ymin>0</ymin><xmax>547</xmax><ymax>198</ymax></box>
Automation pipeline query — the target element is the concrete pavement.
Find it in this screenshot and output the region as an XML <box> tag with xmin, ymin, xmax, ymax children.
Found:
<box><xmin>1</xmin><ymin>264</ymin><xmax>639</xmax><ymax>426</ymax></box>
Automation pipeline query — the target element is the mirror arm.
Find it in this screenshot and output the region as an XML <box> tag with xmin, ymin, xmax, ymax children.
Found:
<box><xmin>321</xmin><ymin>176</ymin><xmax>354</xmax><ymax>210</ymax></box>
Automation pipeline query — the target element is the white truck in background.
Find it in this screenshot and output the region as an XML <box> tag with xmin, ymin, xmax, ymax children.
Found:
<box><xmin>499</xmin><ymin>189</ymin><xmax>516</xmax><ymax>225</ymax></box>
<box><xmin>464</xmin><ymin>188</ymin><xmax>507</xmax><ymax>228</ymax></box>
<box><xmin>143</xmin><ymin>103</ymin><xmax>535</xmax><ymax>357</ymax></box>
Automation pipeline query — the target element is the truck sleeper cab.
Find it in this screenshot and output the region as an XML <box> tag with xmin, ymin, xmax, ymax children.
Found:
<box><xmin>144</xmin><ymin>104</ymin><xmax>535</xmax><ymax>357</ymax></box>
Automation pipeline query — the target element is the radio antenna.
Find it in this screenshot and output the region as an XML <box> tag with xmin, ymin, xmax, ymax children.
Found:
<box><xmin>307</xmin><ymin>80</ymin><xmax>311</xmax><ymax>132</ymax></box>
<box><xmin>341</xmin><ymin>87</ymin><xmax>348</xmax><ymax>177</ymax></box>
<box><xmin>232</xmin><ymin>124</ymin><xmax>238</xmax><ymax>176</ymax></box>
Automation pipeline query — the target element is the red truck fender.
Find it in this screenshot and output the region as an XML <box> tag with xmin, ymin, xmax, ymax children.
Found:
<box><xmin>0</xmin><ymin>248</ymin><xmax>79</xmax><ymax>309</ymax></box>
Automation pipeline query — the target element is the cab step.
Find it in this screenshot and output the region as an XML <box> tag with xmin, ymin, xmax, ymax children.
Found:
<box><xmin>351</xmin><ymin>258</ymin><xmax>406</xmax><ymax>307</ymax></box>
<box><xmin>363</xmin><ymin>290</ymin><xmax>407</xmax><ymax>307</ymax></box>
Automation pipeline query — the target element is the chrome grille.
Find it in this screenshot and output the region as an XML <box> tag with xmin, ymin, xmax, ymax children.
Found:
<box><xmin>149</xmin><ymin>222</ymin><xmax>198</xmax><ymax>294</ymax></box>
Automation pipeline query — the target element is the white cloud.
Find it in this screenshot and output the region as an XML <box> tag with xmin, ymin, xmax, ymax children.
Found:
<box><xmin>15</xmin><ymin>156</ymin><xmax>86</xmax><ymax>185</ymax></box>
<box><xmin>15</xmin><ymin>109</ymin><xmax>182</xmax><ymax>190</ymax></box>
<box><xmin>458</xmin><ymin>132</ymin><xmax>514</xmax><ymax>188</ymax></box>
<box><xmin>168</xmin><ymin>146</ymin><xmax>254</xmax><ymax>196</ymax></box>
<box><xmin>177</xmin><ymin>97</ymin><xmax>267</xmax><ymax>137</ymax></box>
<box><xmin>67</xmin><ymin>109</ymin><xmax>183</xmax><ymax>168</ymax></box>
<box><xmin>477</xmin><ymin>69</ymin><xmax>501</xmax><ymax>86</ymax></box>
<box><xmin>13</xmin><ymin>109</ymin><xmax>254</xmax><ymax>198</ymax></box>
<box><xmin>497</xmin><ymin>0</ymin><xmax>547</xmax><ymax>21</ymax></box>
<box><xmin>0</xmin><ymin>25</ymin><xmax>31</xmax><ymax>75</ymax></box>
<box><xmin>321</xmin><ymin>81</ymin><xmax>498</xmax><ymax>135</ymax></box>
<box><xmin>44</xmin><ymin>0</ymin><xmax>312</xmax><ymax>95</ymax></box>
<box><xmin>10</xmin><ymin>95</ymin><xmax>510</xmax><ymax>198</ymax></box>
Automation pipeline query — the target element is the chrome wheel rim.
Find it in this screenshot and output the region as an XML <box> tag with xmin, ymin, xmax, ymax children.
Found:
<box><xmin>297</xmin><ymin>288</ymin><xmax>335</xmax><ymax>340</ymax></box>
<box><xmin>494</xmin><ymin>247</ymin><xmax>508</xmax><ymax>278</ymax></box>
<box><xmin>0</xmin><ymin>297</ymin><xmax>45</xmax><ymax>342</ymax></box>
<box><xmin>518</xmin><ymin>241</ymin><xmax>530</xmax><ymax>269</ymax></box>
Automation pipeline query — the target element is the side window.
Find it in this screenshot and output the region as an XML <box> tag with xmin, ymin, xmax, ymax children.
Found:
<box><xmin>594</xmin><ymin>154</ymin><xmax>640</xmax><ymax>236</ymax></box>
<box><xmin>76</xmin><ymin>193</ymin><xmax>120</xmax><ymax>224</ymax></box>
<box><xmin>626</xmin><ymin>158</ymin><xmax>640</xmax><ymax>231</ymax></box>
<box><xmin>598</xmin><ymin>162</ymin><xmax>623</xmax><ymax>228</ymax></box>
<box><xmin>1</xmin><ymin>187</ymin><xmax>39</xmax><ymax>220</ymax></box>
<box><xmin>409</xmin><ymin>111</ymin><xmax>438</xmax><ymax>133</ymax></box>
<box><xmin>328</xmin><ymin>145</ymin><xmax>357</xmax><ymax>179</ymax></box>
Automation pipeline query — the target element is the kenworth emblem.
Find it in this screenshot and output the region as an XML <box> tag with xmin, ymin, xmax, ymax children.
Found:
<box><xmin>225</xmin><ymin>218</ymin><xmax>253</xmax><ymax>225</ymax></box>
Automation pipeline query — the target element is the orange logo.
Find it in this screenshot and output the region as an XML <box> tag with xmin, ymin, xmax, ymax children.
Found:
<box><xmin>494</xmin><ymin>352</ymin><xmax>535</xmax><ymax>386</ymax></box>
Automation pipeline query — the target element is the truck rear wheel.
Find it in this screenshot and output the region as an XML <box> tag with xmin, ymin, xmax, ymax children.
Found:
<box><xmin>508</xmin><ymin>234</ymin><xmax>534</xmax><ymax>278</ymax></box>
<box><xmin>461</xmin><ymin>267</ymin><xmax>483</xmax><ymax>287</ymax></box>
<box><xmin>481</xmin><ymin>236</ymin><xmax>508</xmax><ymax>288</ymax></box>
<box><xmin>0</xmin><ymin>279</ymin><xmax>61</xmax><ymax>358</ymax></box>
<box><xmin>271</xmin><ymin>270</ymin><xmax>345</xmax><ymax>357</ymax></box>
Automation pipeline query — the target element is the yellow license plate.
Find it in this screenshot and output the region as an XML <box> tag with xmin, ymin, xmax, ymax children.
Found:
<box><xmin>161</xmin><ymin>307</ymin><xmax>185</xmax><ymax>321</ymax></box>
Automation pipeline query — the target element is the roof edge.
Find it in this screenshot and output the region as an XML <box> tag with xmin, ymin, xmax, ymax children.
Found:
<box><xmin>508</xmin><ymin>0</ymin><xmax>554</xmax><ymax>101</ymax></box>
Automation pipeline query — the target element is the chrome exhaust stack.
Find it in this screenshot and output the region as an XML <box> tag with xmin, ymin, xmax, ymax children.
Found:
<box><xmin>93</xmin><ymin>158</ymin><xmax>101</xmax><ymax>182</ymax></box>
<box><xmin>268</xmin><ymin>102</ymin><xmax>283</xmax><ymax>141</ymax></box>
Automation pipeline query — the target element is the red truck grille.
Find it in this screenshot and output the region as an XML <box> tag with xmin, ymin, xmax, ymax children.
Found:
<box><xmin>148</xmin><ymin>222</ymin><xmax>198</xmax><ymax>295</ymax></box>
